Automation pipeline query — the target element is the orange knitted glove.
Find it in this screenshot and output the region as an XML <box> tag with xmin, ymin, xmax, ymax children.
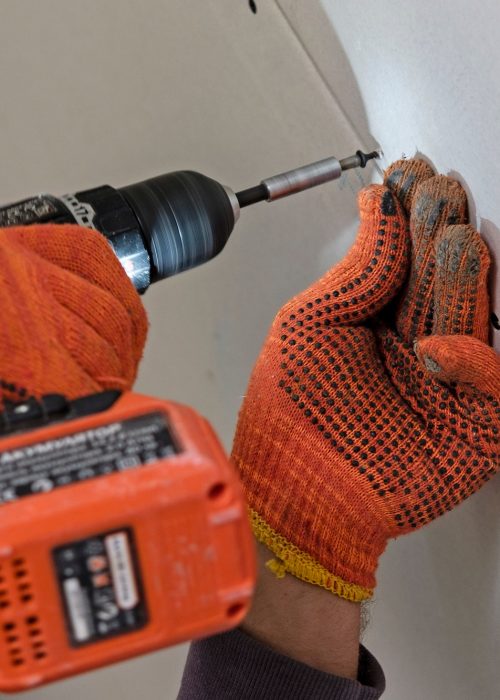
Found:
<box><xmin>0</xmin><ymin>224</ymin><xmax>147</xmax><ymax>407</ymax></box>
<box><xmin>232</xmin><ymin>159</ymin><xmax>500</xmax><ymax>602</ymax></box>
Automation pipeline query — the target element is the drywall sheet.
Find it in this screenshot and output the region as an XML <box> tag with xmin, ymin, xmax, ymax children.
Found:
<box><xmin>0</xmin><ymin>1</ymin><xmax>377</xmax><ymax>698</ymax></box>
<box><xmin>277</xmin><ymin>2</ymin><xmax>500</xmax><ymax>699</ymax></box>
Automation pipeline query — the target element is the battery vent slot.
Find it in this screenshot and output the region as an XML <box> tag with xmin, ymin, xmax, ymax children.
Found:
<box><xmin>12</xmin><ymin>558</ymin><xmax>34</xmax><ymax>605</ymax></box>
<box><xmin>25</xmin><ymin>615</ymin><xmax>47</xmax><ymax>661</ymax></box>
<box><xmin>0</xmin><ymin>566</ymin><xmax>10</xmax><ymax>611</ymax></box>
<box><xmin>0</xmin><ymin>557</ymin><xmax>48</xmax><ymax>670</ymax></box>
<box><xmin>2</xmin><ymin>621</ymin><xmax>24</xmax><ymax>667</ymax></box>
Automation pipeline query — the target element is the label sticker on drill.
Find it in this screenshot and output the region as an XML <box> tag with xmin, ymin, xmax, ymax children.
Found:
<box><xmin>0</xmin><ymin>412</ymin><xmax>179</xmax><ymax>504</ymax></box>
<box><xmin>53</xmin><ymin>528</ymin><xmax>147</xmax><ymax>646</ymax></box>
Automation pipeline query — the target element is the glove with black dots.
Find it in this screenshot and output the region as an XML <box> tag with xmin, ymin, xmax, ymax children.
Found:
<box><xmin>232</xmin><ymin>158</ymin><xmax>499</xmax><ymax>602</ymax></box>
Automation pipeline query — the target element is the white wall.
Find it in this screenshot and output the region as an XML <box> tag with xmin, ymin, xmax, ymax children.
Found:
<box><xmin>0</xmin><ymin>2</ymin><xmax>498</xmax><ymax>699</ymax></box>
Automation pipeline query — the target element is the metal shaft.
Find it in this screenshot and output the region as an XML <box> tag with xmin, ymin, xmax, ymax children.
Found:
<box><xmin>236</xmin><ymin>150</ymin><xmax>379</xmax><ymax>208</ymax></box>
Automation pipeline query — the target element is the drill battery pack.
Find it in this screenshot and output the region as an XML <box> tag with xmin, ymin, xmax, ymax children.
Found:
<box><xmin>0</xmin><ymin>391</ymin><xmax>255</xmax><ymax>692</ymax></box>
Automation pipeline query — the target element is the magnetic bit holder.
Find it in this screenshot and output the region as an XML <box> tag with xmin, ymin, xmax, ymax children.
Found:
<box><xmin>235</xmin><ymin>150</ymin><xmax>379</xmax><ymax>208</ymax></box>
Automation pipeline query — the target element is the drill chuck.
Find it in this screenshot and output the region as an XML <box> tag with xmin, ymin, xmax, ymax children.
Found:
<box><xmin>119</xmin><ymin>172</ymin><xmax>239</xmax><ymax>287</ymax></box>
<box><xmin>0</xmin><ymin>150</ymin><xmax>377</xmax><ymax>291</ymax></box>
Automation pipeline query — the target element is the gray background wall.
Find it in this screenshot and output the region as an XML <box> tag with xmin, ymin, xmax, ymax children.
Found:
<box><xmin>0</xmin><ymin>2</ymin><xmax>498</xmax><ymax>699</ymax></box>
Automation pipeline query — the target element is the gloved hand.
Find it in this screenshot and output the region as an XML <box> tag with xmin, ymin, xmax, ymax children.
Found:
<box><xmin>0</xmin><ymin>224</ymin><xmax>147</xmax><ymax>407</ymax></box>
<box><xmin>232</xmin><ymin>159</ymin><xmax>500</xmax><ymax>602</ymax></box>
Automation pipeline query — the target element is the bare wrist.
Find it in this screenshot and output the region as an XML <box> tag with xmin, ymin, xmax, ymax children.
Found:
<box><xmin>242</xmin><ymin>542</ymin><xmax>361</xmax><ymax>679</ymax></box>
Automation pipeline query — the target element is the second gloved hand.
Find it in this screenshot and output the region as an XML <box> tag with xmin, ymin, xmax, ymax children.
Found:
<box><xmin>232</xmin><ymin>159</ymin><xmax>500</xmax><ymax>602</ymax></box>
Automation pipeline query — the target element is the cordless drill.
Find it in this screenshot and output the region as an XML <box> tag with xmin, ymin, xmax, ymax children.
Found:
<box><xmin>0</xmin><ymin>150</ymin><xmax>378</xmax><ymax>291</ymax></box>
<box><xmin>0</xmin><ymin>150</ymin><xmax>376</xmax><ymax>692</ymax></box>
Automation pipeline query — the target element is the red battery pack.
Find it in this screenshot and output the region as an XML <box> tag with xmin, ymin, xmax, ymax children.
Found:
<box><xmin>0</xmin><ymin>392</ymin><xmax>255</xmax><ymax>692</ymax></box>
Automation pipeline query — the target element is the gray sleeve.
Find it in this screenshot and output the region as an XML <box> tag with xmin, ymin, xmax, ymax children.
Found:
<box><xmin>177</xmin><ymin>628</ymin><xmax>385</xmax><ymax>699</ymax></box>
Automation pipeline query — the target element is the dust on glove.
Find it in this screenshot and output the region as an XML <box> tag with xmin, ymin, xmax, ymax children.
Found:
<box><xmin>232</xmin><ymin>159</ymin><xmax>499</xmax><ymax>602</ymax></box>
<box><xmin>0</xmin><ymin>224</ymin><xmax>148</xmax><ymax>406</ymax></box>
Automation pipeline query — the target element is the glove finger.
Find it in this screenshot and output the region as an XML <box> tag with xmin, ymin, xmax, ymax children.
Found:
<box><xmin>281</xmin><ymin>185</ymin><xmax>409</xmax><ymax>328</ymax></box>
<box><xmin>55</xmin><ymin>303</ymin><xmax>133</xmax><ymax>393</ymax></box>
<box><xmin>4</xmin><ymin>225</ymin><xmax>148</xmax><ymax>364</ymax></box>
<box><xmin>0</xmin><ymin>246</ymin><xmax>102</xmax><ymax>401</ymax></box>
<box><xmin>42</xmin><ymin>261</ymin><xmax>139</xmax><ymax>377</ymax></box>
<box><xmin>384</xmin><ymin>158</ymin><xmax>435</xmax><ymax>214</ymax></box>
<box><xmin>433</xmin><ymin>224</ymin><xmax>490</xmax><ymax>343</ymax></box>
<box><xmin>415</xmin><ymin>334</ymin><xmax>500</xmax><ymax>401</ymax></box>
<box><xmin>396</xmin><ymin>175</ymin><xmax>468</xmax><ymax>343</ymax></box>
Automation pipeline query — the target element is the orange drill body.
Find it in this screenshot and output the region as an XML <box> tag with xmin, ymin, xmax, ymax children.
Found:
<box><xmin>0</xmin><ymin>392</ymin><xmax>255</xmax><ymax>692</ymax></box>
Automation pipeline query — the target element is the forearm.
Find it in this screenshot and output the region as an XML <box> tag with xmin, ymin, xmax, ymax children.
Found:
<box><xmin>178</xmin><ymin>543</ymin><xmax>384</xmax><ymax>699</ymax></box>
<box><xmin>242</xmin><ymin>542</ymin><xmax>361</xmax><ymax>679</ymax></box>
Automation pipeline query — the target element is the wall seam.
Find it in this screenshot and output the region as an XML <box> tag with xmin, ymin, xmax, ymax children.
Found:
<box><xmin>273</xmin><ymin>0</ymin><xmax>383</xmax><ymax>175</ymax></box>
